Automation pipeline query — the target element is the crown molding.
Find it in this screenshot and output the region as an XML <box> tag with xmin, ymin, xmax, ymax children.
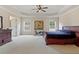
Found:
<box><xmin>58</xmin><ymin>5</ymin><xmax>79</xmax><ymax>16</ymax></box>
<box><xmin>0</xmin><ymin>6</ymin><xmax>22</xmax><ymax>17</ymax></box>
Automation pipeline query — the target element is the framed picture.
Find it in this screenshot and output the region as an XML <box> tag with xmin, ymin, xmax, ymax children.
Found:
<box><xmin>34</xmin><ymin>20</ymin><xmax>44</xmax><ymax>30</ymax></box>
<box><xmin>0</xmin><ymin>16</ymin><xmax>3</xmax><ymax>29</ymax></box>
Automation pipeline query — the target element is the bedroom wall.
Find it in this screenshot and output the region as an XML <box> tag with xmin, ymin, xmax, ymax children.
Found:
<box><xmin>0</xmin><ymin>8</ymin><xmax>11</xmax><ymax>29</ymax></box>
<box><xmin>20</xmin><ymin>16</ymin><xmax>59</xmax><ymax>35</ymax></box>
<box><xmin>0</xmin><ymin>7</ymin><xmax>59</xmax><ymax>35</ymax></box>
<box><xmin>59</xmin><ymin>7</ymin><xmax>79</xmax><ymax>27</ymax></box>
<box><xmin>0</xmin><ymin>7</ymin><xmax>20</xmax><ymax>29</ymax></box>
<box><xmin>0</xmin><ymin>7</ymin><xmax>21</xmax><ymax>36</ymax></box>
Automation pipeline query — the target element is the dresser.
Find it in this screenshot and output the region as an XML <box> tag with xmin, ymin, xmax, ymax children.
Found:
<box><xmin>0</xmin><ymin>29</ymin><xmax>12</xmax><ymax>46</ymax></box>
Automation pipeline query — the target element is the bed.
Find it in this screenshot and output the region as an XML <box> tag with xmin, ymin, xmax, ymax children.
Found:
<box><xmin>45</xmin><ymin>30</ymin><xmax>76</xmax><ymax>45</ymax></box>
<box><xmin>46</xmin><ymin>30</ymin><xmax>76</xmax><ymax>39</ymax></box>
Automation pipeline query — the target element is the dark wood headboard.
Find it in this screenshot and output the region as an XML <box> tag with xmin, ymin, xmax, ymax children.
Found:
<box><xmin>62</xmin><ymin>26</ymin><xmax>79</xmax><ymax>32</ymax></box>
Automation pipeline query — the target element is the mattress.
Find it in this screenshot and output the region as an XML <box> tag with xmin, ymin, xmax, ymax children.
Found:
<box><xmin>46</xmin><ymin>30</ymin><xmax>76</xmax><ymax>39</ymax></box>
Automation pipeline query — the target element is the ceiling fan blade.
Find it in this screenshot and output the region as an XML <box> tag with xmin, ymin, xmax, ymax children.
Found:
<box><xmin>36</xmin><ymin>5</ymin><xmax>39</xmax><ymax>7</ymax></box>
<box><xmin>36</xmin><ymin>5</ymin><xmax>41</xmax><ymax>8</ymax></box>
<box><xmin>33</xmin><ymin>5</ymin><xmax>48</xmax><ymax>13</ymax></box>
<box><xmin>39</xmin><ymin>5</ymin><xmax>41</xmax><ymax>8</ymax></box>
<box><xmin>36</xmin><ymin>5</ymin><xmax>41</xmax><ymax>10</ymax></box>
<box><xmin>41</xmin><ymin>9</ymin><xmax>46</xmax><ymax>12</ymax></box>
<box><xmin>42</xmin><ymin>7</ymin><xmax>48</xmax><ymax>9</ymax></box>
<box><xmin>36</xmin><ymin>10</ymin><xmax>39</xmax><ymax>12</ymax></box>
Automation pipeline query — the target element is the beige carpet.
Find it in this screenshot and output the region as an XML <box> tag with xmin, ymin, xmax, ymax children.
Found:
<box><xmin>0</xmin><ymin>35</ymin><xmax>79</xmax><ymax>54</ymax></box>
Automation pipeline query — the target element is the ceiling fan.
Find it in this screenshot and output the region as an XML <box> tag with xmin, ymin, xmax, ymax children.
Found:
<box><xmin>33</xmin><ymin>5</ymin><xmax>48</xmax><ymax>13</ymax></box>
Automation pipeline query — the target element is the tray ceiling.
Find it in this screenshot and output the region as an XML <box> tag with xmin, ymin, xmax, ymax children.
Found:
<box><xmin>0</xmin><ymin>5</ymin><xmax>78</xmax><ymax>16</ymax></box>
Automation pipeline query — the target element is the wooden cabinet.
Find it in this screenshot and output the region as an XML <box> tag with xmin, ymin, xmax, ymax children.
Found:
<box><xmin>0</xmin><ymin>29</ymin><xmax>12</xmax><ymax>46</ymax></box>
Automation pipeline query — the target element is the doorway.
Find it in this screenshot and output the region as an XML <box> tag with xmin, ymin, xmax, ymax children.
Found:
<box><xmin>10</xmin><ymin>16</ymin><xmax>17</xmax><ymax>36</ymax></box>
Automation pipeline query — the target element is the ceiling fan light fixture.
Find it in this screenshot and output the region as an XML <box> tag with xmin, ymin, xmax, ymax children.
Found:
<box><xmin>33</xmin><ymin>5</ymin><xmax>48</xmax><ymax>13</ymax></box>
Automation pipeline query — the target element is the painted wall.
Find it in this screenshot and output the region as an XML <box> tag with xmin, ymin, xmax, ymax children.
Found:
<box><xmin>0</xmin><ymin>7</ymin><xmax>21</xmax><ymax>36</ymax></box>
<box><xmin>0</xmin><ymin>7</ymin><xmax>19</xmax><ymax>29</ymax></box>
<box><xmin>0</xmin><ymin>8</ymin><xmax>11</xmax><ymax>29</ymax></box>
<box><xmin>10</xmin><ymin>16</ymin><xmax>21</xmax><ymax>36</ymax></box>
<box><xmin>59</xmin><ymin>7</ymin><xmax>79</xmax><ymax>27</ymax></box>
<box><xmin>0</xmin><ymin>7</ymin><xmax>59</xmax><ymax>35</ymax></box>
<box><xmin>20</xmin><ymin>16</ymin><xmax>59</xmax><ymax>35</ymax></box>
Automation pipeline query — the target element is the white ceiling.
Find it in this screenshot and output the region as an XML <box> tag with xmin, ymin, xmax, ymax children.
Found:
<box><xmin>0</xmin><ymin>5</ymin><xmax>78</xmax><ymax>16</ymax></box>
<box><xmin>6</xmin><ymin>5</ymin><xmax>65</xmax><ymax>15</ymax></box>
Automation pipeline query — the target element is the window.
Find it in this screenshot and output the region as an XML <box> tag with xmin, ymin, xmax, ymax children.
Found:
<box><xmin>49</xmin><ymin>20</ymin><xmax>56</xmax><ymax>31</ymax></box>
<box><xmin>23</xmin><ymin>21</ymin><xmax>31</xmax><ymax>32</ymax></box>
